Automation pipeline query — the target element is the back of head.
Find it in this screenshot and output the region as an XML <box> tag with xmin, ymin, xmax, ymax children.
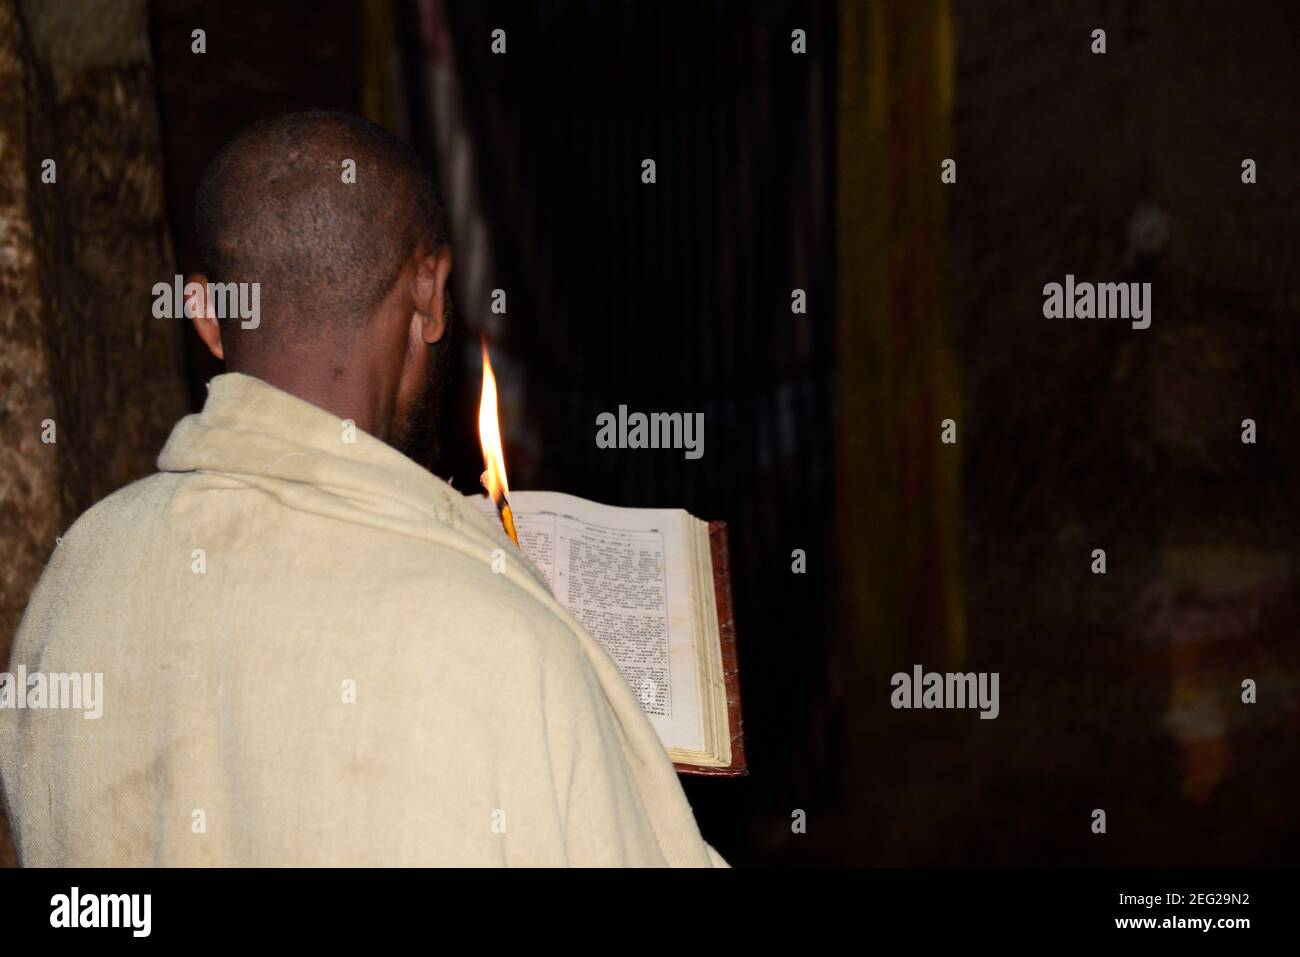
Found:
<box><xmin>194</xmin><ymin>110</ymin><xmax>446</xmax><ymax>361</ymax></box>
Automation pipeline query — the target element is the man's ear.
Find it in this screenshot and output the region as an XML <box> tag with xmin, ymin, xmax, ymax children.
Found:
<box><xmin>185</xmin><ymin>274</ymin><xmax>224</xmax><ymax>360</ymax></box>
<box><xmin>410</xmin><ymin>244</ymin><xmax>452</xmax><ymax>345</ymax></box>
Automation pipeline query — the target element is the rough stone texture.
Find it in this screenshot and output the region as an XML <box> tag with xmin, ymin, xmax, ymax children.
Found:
<box><xmin>0</xmin><ymin>0</ymin><xmax>186</xmax><ymax>866</ymax></box>
<box><xmin>945</xmin><ymin>0</ymin><xmax>1300</xmax><ymax>865</ymax></box>
<box><xmin>0</xmin><ymin>0</ymin><xmax>61</xmax><ymax>871</ymax></box>
<box><xmin>779</xmin><ymin>0</ymin><xmax>1300</xmax><ymax>867</ymax></box>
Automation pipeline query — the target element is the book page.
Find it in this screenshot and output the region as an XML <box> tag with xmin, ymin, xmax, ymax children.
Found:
<box><xmin>471</xmin><ymin>491</ymin><xmax>704</xmax><ymax>754</ymax></box>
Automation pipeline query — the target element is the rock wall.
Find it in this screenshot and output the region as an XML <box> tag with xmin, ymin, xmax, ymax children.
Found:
<box><xmin>0</xmin><ymin>0</ymin><xmax>186</xmax><ymax>866</ymax></box>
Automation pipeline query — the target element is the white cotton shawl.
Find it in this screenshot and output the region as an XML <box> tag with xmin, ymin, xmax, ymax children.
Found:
<box><xmin>0</xmin><ymin>372</ymin><xmax>726</xmax><ymax>867</ymax></box>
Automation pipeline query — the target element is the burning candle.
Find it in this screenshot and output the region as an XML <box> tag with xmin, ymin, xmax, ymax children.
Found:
<box><xmin>477</xmin><ymin>338</ymin><xmax>520</xmax><ymax>546</ymax></box>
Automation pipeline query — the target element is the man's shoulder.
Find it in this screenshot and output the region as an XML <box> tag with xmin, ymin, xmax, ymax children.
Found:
<box><xmin>54</xmin><ymin>470</ymin><xmax>181</xmax><ymax>548</ymax></box>
<box><xmin>380</xmin><ymin>548</ymin><xmax>581</xmax><ymax>657</ymax></box>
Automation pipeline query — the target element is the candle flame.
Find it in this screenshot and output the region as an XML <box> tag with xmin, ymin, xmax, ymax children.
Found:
<box><xmin>477</xmin><ymin>338</ymin><xmax>510</xmax><ymax>507</ymax></box>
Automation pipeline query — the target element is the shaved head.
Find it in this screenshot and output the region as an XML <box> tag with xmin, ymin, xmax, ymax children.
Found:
<box><xmin>195</xmin><ymin>109</ymin><xmax>447</xmax><ymax>355</ymax></box>
<box><xmin>189</xmin><ymin>110</ymin><xmax>454</xmax><ymax>467</ymax></box>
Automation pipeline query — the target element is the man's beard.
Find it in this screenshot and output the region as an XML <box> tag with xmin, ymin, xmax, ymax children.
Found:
<box><xmin>393</xmin><ymin>343</ymin><xmax>449</xmax><ymax>471</ymax></box>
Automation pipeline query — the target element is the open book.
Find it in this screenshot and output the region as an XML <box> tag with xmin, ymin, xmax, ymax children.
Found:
<box><xmin>472</xmin><ymin>491</ymin><xmax>745</xmax><ymax>774</ymax></box>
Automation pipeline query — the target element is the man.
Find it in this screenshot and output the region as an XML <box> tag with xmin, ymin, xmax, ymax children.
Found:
<box><xmin>0</xmin><ymin>110</ymin><xmax>726</xmax><ymax>867</ymax></box>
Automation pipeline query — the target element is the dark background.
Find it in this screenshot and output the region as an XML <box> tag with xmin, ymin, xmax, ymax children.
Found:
<box><xmin>3</xmin><ymin>0</ymin><xmax>1297</xmax><ymax>866</ymax></box>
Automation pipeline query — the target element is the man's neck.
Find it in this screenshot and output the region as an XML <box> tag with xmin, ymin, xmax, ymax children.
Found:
<box><xmin>230</xmin><ymin>360</ymin><xmax>395</xmax><ymax>444</ymax></box>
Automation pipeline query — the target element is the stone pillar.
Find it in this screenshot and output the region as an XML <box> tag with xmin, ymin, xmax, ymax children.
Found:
<box><xmin>0</xmin><ymin>0</ymin><xmax>186</xmax><ymax>866</ymax></box>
